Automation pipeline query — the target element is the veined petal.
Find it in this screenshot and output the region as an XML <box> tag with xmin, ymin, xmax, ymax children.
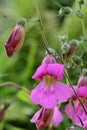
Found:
<box><xmin>51</xmin><ymin>106</ymin><xmax>63</xmax><ymax>125</ymax></box>
<box><xmin>47</xmin><ymin>64</ymin><xmax>64</xmax><ymax>80</ymax></box>
<box><xmin>30</xmin><ymin>82</ymin><xmax>58</xmax><ymax>108</ymax></box>
<box><xmin>55</xmin><ymin>82</ymin><xmax>71</xmax><ymax>102</ymax></box>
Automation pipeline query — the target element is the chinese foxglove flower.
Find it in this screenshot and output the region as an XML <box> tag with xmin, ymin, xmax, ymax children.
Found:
<box><xmin>30</xmin><ymin>54</ymin><xmax>71</xmax><ymax>108</ymax></box>
<box><xmin>4</xmin><ymin>24</ymin><xmax>25</xmax><ymax>57</ymax></box>
<box><xmin>65</xmin><ymin>86</ymin><xmax>87</xmax><ymax>127</ymax></box>
<box><xmin>30</xmin><ymin>106</ymin><xmax>63</xmax><ymax>130</ymax></box>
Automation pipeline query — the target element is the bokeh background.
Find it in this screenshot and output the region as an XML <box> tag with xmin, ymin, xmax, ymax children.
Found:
<box><xmin>0</xmin><ymin>0</ymin><xmax>87</xmax><ymax>129</ymax></box>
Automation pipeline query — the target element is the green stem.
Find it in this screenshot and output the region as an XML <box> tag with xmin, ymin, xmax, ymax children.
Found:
<box><xmin>34</xmin><ymin>0</ymin><xmax>50</xmax><ymax>54</ymax></box>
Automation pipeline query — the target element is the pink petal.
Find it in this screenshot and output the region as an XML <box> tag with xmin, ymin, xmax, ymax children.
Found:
<box><xmin>55</xmin><ymin>82</ymin><xmax>71</xmax><ymax>102</ymax></box>
<box><xmin>65</xmin><ymin>101</ymin><xmax>87</xmax><ymax>126</ymax></box>
<box><xmin>84</xmin><ymin>119</ymin><xmax>87</xmax><ymax>129</ymax></box>
<box><xmin>51</xmin><ymin>106</ymin><xmax>63</xmax><ymax>125</ymax></box>
<box><xmin>77</xmin><ymin>86</ymin><xmax>87</xmax><ymax>98</ymax></box>
<box><xmin>47</xmin><ymin>64</ymin><xmax>64</xmax><ymax>80</ymax></box>
<box><xmin>30</xmin><ymin>82</ymin><xmax>58</xmax><ymax>108</ymax></box>
<box><xmin>32</xmin><ymin>63</ymin><xmax>64</xmax><ymax>81</ymax></box>
<box><xmin>32</xmin><ymin>63</ymin><xmax>47</xmax><ymax>81</ymax></box>
<box><xmin>30</xmin><ymin>109</ymin><xmax>42</xmax><ymax>123</ymax></box>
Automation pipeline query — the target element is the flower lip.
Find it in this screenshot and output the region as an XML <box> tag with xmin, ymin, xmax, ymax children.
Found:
<box><xmin>32</xmin><ymin>63</ymin><xmax>64</xmax><ymax>81</ymax></box>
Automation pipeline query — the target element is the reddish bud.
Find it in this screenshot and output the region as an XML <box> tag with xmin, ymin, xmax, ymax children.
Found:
<box><xmin>4</xmin><ymin>24</ymin><xmax>25</xmax><ymax>57</ymax></box>
<box><xmin>62</xmin><ymin>44</ymin><xmax>75</xmax><ymax>60</ymax></box>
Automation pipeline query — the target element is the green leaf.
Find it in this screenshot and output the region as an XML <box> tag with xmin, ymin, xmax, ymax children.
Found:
<box><xmin>17</xmin><ymin>90</ymin><xmax>33</xmax><ymax>105</ymax></box>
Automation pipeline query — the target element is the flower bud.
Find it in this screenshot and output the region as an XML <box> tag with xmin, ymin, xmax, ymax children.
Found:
<box><xmin>4</xmin><ymin>23</ymin><xmax>25</xmax><ymax>57</ymax></box>
<box><xmin>78</xmin><ymin>69</ymin><xmax>87</xmax><ymax>87</ymax></box>
<box><xmin>42</xmin><ymin>54</ymin><xmax>56</xmax><ymax>64</ymax></box>
<box><xmin>62</xmin><ymin>44</ymin><xmax>75</xmax><ymax>60</ymax></box>
<box><xmin>59</xmin><ymin>7</ymin><xmax>72</xmax><ymax>16</ymax></box>
<box><xmin>31</xmin><ymin>108</ymin><xmax>54</xmax><ymax>130</ymax></box>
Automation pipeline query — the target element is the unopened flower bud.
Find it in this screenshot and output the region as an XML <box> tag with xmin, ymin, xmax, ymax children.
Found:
<box><xmin>42</xmin><ymin>54</ymin><xmax>56</xmax><ymax>64</ymax></box>
<box><xmin>4</xmin><ymin>23</ymin><xmax>25</xmax><ymax>57</ymax></box>
<box><xmin>62</xmin><ymin>44</ymin><xmax>75</xmax><ymax>60</ymax></box>
<box><xmin>59</xmin><ymin>7</ymin><xmax>72</xmax><ymax>16</ymax></box>
<box><xmin>78</xmin><ymin>69</ymin><xmax>87</xmax><ymax>87</ymax></box>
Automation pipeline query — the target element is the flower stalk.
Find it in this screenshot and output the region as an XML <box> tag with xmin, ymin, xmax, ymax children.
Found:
<box><xmin>34</xmin><ymin>0</ymin><xmax>51</xmax><ymax>54</ymax></box>
<box><xmin>0</xmin><ymin>82</ymin><xmax>30</xmax><ymax>94</ymax></box>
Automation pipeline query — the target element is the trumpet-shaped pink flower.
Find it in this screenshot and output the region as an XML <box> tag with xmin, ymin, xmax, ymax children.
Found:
<box><xmin>4</xmin><ymin>24</ymin><xmax>25</xmax><ymax>57</ymax></box>
<box><xmin>65</xmin><ymin>86</ymin><xmax>87</xmax><ymax>127</ymax></box>
<box><xmin>30</xmin><ymin>106</ymin><xmax>63</xmax><ymax>130</ymax></box>
<box><xmin>30</xmin><ymin>54</ymin><xmax>71</xmax><ymax>108</ymax></box>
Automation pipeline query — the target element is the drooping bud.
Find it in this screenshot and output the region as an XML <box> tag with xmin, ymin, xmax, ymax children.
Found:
<box><xmin>4</xmin><ymin>22</ymin><xmax>25</xmax><ymax>57</ymax></box>
<box><xmin>42</xmin><ymin>54</ymin><xmax>56</xmax><ymax>64</ymax></box>
<box><xmin>31</xmin><ymin>108</ymin><xmax>54</xmax><ymax>130</ymax></box>
<box><xmin>59</xmin><ymin>7</ymin><xmax>72</xmax><ymax>16</ymax></box>
<box><xmin>78</xmin><ymin>69</ymin><xmax>87</xmax><ymax>87</ymax></box>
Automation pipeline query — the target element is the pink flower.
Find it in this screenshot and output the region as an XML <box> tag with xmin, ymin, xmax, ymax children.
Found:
<box><xmin>30</xmin><ymin>106</ymin><xmax>63</xmax><ymax>130</ymax></box>
<box><xmin>4</xmin><ymin>24</ymin><xmax>25</xmax><ymax>57</ymax></box>
<box><xmin>30</xmin><ymin>54</ymin><xmax>71</xmax><ymax>108</ymax></box>
<box><xmin>65</xmin><ymin>86</ymin><xmax>87</xmax><ymax>127</ymax></box>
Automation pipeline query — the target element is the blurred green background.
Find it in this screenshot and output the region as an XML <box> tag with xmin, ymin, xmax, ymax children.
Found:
<box><xmin>0</xmin><ymin>0</ymin><xmax>87</xmax><ymax>129</ymax></box>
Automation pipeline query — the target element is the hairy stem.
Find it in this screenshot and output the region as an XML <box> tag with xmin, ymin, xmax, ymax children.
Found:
<box><xmin>34</xmin><ymin>0</ymin><xmax>50</xmax><ymax>54</ymax></box>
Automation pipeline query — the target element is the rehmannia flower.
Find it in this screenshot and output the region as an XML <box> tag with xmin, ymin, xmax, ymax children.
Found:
<box><xmin>30</xmin><ymin>54</ymin><xmax>71</xmax><ymax>108</ymax></box>
<box><xmin>4</xmin><ymin>23</ymin><xmax>25</xmax><ymax>57</ymax></box>
<box><xmin>30</xmin><ymin>106</ymin><xmax>63</xmax><ymax>130</ymax></box>
<box><xmin>65</xmin><ymin>86</ymin><xmax>87</xmax><ymax>127</ymax></box>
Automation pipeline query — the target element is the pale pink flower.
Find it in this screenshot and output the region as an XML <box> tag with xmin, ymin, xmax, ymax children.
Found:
<box><xmin>4</xmin><ymin>24</ymin><xmax>25</xmax><ymax>57</ymax></box>
<box><xmin>30</xmin><ymin>106</ymin><xmax>63</xmax><ymax>130</ymax></box>
<box><xmin>30</xmin><ymin>54</ymin><xmax>71</xmax><ymax>108</ymax></box>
